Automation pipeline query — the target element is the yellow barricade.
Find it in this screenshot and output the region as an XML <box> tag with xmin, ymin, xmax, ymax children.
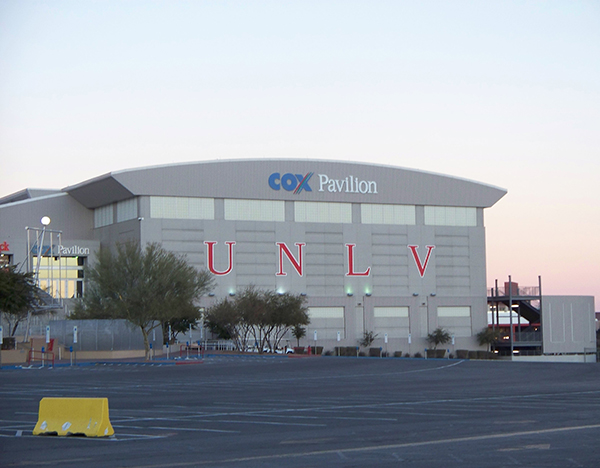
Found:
<box><xmin>33</xmin><ymin>397</ymin><xmax>115</xmax><ymax>437</ymax></box>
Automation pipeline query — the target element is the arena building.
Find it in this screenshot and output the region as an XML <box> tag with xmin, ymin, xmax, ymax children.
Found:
<box><xmin>0</xmin><ymin>159</ymin><xmax>508</xmax><ymax>354</ymax></box>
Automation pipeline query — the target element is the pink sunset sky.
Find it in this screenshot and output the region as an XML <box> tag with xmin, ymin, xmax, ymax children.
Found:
<box><xmin>1</xmin><ymin>1</ymin><xmax>598</xmax><ymax>306</ymax></box>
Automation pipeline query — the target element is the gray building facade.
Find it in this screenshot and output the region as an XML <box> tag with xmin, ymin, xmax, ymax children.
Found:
<box><xmin>0</xmin><ymin>159</ymin><xmax>506</xmax><ymax>354</ymax></box>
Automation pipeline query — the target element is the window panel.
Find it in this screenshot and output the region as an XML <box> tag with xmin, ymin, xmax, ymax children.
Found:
<box><xmin>224</xmin><ymin>199</ymin><xmax>284</xmax><ymax>221</ymax></box>
<box><xmin>150</xmin><ymin>197</ymin><xmax>214</xmax><ymax>220</ymax></box>
<box><xmin>308</xmin><ymin>307</ymin><xmax>345</xmax><ymax>319</ymax></box>
<box><xmin>362</xmin><ymin>204</ymin><xmax>416</xmax><ymax>225</ymax></box>
<box><xmin>295</xmin><ymin>202</ymin><xmax>352</xmax><ymax>223</ymax></box>
<box><xmin>374</xmin><ymin>307</ymin><xmax>409</xmax><ymax>318</ymax></box>
<box><xmin>437</xmin><ymin>306</ymin><xmax>471</xmax><ymax>317</ymax></box>
<box><xmin>117</xmin><ymin>198</ymin><xmax>137</xmax><ymax>223</ymax></box>
<box><xmin>424</xmin><ymin>206</ymin><xmax>477</xmax><ymax>226</ymax></box>
<box><xmin>306</xmin><ymin>307</ymin><xmax>345</xmax><ymax>340</ymax></box>
<box><xmin>94</xmin><ymin>204</ymin><xmax>113</xmax><ymax>228</ymax></box>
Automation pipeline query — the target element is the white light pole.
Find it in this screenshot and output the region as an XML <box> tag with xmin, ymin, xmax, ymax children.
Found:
<box><xmin>25</xmin><ymin>216</ymin><xmax>51</xmax><ymax>343</ymax></box>
<box><xmin>34</xmin><ymin>216</ymin><xmax>51</xmax><ymax>286</ymax></box>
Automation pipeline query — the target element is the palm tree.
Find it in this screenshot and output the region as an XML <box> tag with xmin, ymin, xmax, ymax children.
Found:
<box><xmin>427</xmin><ymin>327</ymin><xmax>451</xmax><ymax>350</ymax></box>
<box><xmin>292</xmin><ymin>325</ymin><xmax>306</xmax><ymax>347</ymax></box>
<box><xmin>476</xmin><ymin>327</ymin><xmax>501</xmax><ymax>352</ymax></box>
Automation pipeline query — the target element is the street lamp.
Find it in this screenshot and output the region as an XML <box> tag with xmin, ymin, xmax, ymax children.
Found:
<box><xmin>25</xmin><ymin>216</ymin><xmax>52</xmax><ymax>342</ymax></box>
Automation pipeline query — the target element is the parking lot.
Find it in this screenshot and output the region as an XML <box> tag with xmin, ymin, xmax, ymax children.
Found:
<box><xmin>1</xmin><ymin>356</ymin><xmax>600</xmax><ymax>467</ymax></box>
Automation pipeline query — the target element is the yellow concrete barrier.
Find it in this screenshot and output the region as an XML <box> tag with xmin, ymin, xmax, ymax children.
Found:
<box><xmin>33</xmin><ymin>397</ymin><xmax>115</xmax><ymax>437</ymax></box>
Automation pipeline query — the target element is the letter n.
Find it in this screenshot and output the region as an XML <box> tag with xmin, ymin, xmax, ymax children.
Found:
<box><xmin>345</xmin><ymin>244</ymin><xmax>371</xmax><ymax>276</ymax></box>
<box><xmin>408</xmin><ymin>245</ymin><xmax>435</xmax><ymax>278</ymax></box>
<box><xmin>276</xmin><ymin>242</ymin><xmax>305</xmax><ymax>276</ymax></box>
<box><xmin>204</xmin><ymin>241</ymin><xmax>235</xmax><ymax>275</ymax></box>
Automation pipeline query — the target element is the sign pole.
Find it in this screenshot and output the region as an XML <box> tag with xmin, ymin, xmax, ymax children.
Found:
<box><xmin>384</xmin><ymin>333</ymin><xmax>388</xmax><ymax>357</ymax></box>
<box><xmin>73</xmin><ymin>326</ymin><xmax>78</xmax><ymax>365</ymax></box>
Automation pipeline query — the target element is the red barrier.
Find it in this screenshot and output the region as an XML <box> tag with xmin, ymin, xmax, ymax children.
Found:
<box><xmin>27</xmin><ymin>349</ymin><xmax>55</xmax><ymax>367</ymax></box>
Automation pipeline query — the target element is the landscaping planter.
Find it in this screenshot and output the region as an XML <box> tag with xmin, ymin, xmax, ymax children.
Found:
<box><xmin>426</xmin><ymin>349</ymin><xmax>446</xmax><ymax>358</ymax></box>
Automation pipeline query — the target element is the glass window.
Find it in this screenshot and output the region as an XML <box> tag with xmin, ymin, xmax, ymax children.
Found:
<box><xmin>94</xmin><ymin>204</ymin><xmax>113</xmax><ymax>228</ymax></box>
<box><xmin>437</xmin><ymin>306</ymin><xmax>471</xmax><ymax>317</ymax></box>
<box><xmin>295</xmin><ymin>202</ymin><xmax>352</xmax><ymax>223</ymax></box>
<box><xmin>32</xmin><ymin>255</ymin><xmax>86</xmax><ymax>298</ymax></box>
<box><xmin>424</xmin><ymin>206</ymin><xmax>477</xmax><ymax>226</ymax></box>
<box><xmin>117</xmin><ymin>198</ymin><xmax>138</xmax><ymax>223</ymax></box>
<box><xmin>308</xmin><ymin>307</ymin><xmax>345</xmax><ymax>319</ymax></box>
<box><xmin>361</xmin><ymin>204</ymin><xmax>416</xmax><ymax>225</ymax></box>
<box><xmin>374</xmin><ymin>307</ymin><xmax>409</xmax><ymax>318</ymax></box>
<box><xmin>150</xmin><ymin>196</ymin><xmax>214</xmax><ymax>220</ymax></box>
<box><xmin>224</xmin><ymin>199</ymin><xmax>284</xmax><ymax>222</ymax></box>
<box><xmin>306</xmin><ymin>307</ymin><xmax>345</xmax><ymax>340</ymax></box>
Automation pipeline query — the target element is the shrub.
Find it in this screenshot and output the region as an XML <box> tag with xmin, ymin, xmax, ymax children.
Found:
<box><xmin>393</xmin><ymin>351</ymin><xmax>403</xmax><ymax>358</ymax></box>
<box><xmin>414</xmin><ymin>352</ymin><xmax>423</xmax><ymax>358</ymax></box>
<box><xmin>359</xmin><ymin>330</ymin><xmax>378</xmax><ymax>348</ymax></box>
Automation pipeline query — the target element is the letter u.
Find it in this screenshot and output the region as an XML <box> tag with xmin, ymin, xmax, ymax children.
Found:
<box><xmin>204</xmin><ymin>241</ymin><xmax>236</xmax><ymax>275</ymax></box>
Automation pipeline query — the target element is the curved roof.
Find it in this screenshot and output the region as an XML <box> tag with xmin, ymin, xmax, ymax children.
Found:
<box><xmin>64</xmin><ymin>159</ymin><xmax>507</xmax><ymax>209</ymax></box>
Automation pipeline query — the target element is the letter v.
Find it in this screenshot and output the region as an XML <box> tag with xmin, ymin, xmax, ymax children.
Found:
<box><xmin>408</xmin><ymin>245</ymin><xmax>435</xmax><ymax>278</ymax></box>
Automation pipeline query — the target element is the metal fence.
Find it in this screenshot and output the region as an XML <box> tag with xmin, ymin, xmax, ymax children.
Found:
<box><xmin>488</xmin><ymin>286</ymin><xmax>540</xmax><ymax>297</ymax></box>
<box><xmin>49</xmin><ymin>319</ymin><xmax>163</xmax><ymax>351</ymax></box>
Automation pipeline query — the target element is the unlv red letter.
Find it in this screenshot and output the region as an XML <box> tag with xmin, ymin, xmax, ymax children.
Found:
<box><xmin>204</xmin><ymin>241</ymin><xmax>235</xmax><ymax>276</ymax></box>
<box><xmin>276</xmin><ymin>242</ymin><xmax>305</xmax><ymax>276</ymax></box>
<box><xmin>408</xmin><ymin>245</ymin><xmax>435</xmax><ymax>278</ymax></box>
<box><xmin>345</xmin><ymin>244</ymin><xmax>371</xmax><ymax>276</ymax></box>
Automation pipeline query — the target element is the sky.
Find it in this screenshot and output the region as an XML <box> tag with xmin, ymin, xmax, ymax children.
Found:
<box><xmin>1</xmin><ymin>1</ymin><xmax>599</xmax><ymax>305</ymax></box>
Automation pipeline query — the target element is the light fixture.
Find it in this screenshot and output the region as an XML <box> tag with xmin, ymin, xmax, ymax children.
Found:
<box><xmin>208</xmin><ymin>292</ymin><xmax>215</xmax><ymax>297</ymax></box>
<box><xmin>365</xmin><ymin>292</ymin><xmax>372</xmax><ymax>297</ymax></box>
<box><xmin>300</xmin><ymin>293</ymin><xmax>306</xmax><ymax>296</ymax></box>
<box><xmin>430</xmin><ymin>293</ymin><xmax>436</xmax><ymax>297</ymax></box>
<box><xmin>412</xmin><ymin>292</ymin><xmax>419</xmax><ymax>297</ymax></box>
<box><xmin>40</xmin><ymin>216</ymin><xmax>51</xmax><ymax>226</ymax></box>
<box><xmin>229</xmin><ymin>292</ymin><xmax>235</xmax><ymax>297</ymax></box>
<box><xmin>347</xmin><ymin>293</ymin><xmax>353</xmax><ymax>297</ymax></box>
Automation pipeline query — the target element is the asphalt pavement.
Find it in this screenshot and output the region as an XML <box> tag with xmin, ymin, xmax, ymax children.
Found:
<box><xmin>1</xmin><ymin>355</ymin><xmax>599</xmax><ymax>467</ymax></box>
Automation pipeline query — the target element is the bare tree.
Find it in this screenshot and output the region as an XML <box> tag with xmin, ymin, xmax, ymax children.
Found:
<box><xmin>205</xmin><ymin>286</ymin><xmax>309</xmax><ymax>353</ymax></box>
